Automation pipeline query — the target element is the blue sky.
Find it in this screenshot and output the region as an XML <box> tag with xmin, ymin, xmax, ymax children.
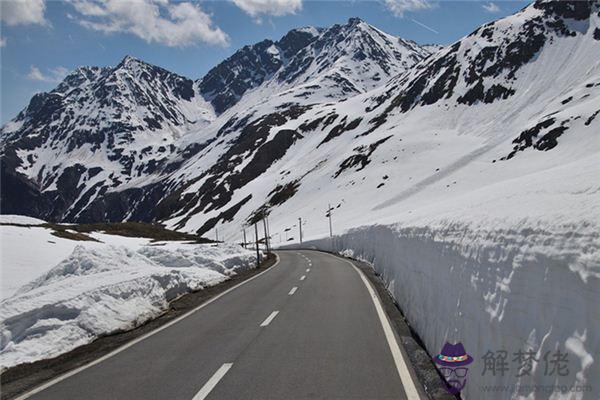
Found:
<box><xmin>0</xmin><ymin>0</ymin><xmax>530</xmax><ymax>124</ymax></box>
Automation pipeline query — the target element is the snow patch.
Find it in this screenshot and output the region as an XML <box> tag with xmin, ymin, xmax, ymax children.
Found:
<box><xmin>0</xmin><ymin>215</ymin><xmax>47</xmax><ymax>225</ymax></box>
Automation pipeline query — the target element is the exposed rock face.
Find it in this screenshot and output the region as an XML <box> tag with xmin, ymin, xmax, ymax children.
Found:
<box><xmin>198</xmin><ymin>28</ymin><xmax>321</xmax><ymax>114</ymax></box>
<box><xmin>0</xmin><ymin>55</ymin><xmax>215</xmax><ymax>221</ymax></box>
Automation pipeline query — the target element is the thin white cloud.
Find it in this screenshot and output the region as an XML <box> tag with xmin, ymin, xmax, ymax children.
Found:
<box><xmin>0</xmin><ymin>37</ymin><xmax>6</xmax><ymax>48</ymax></box>
<box><xmin>70</xmin><ymin>0</ymin><xmax>229</xmax><ymax>47</ymax></box>
<box><xmin>384</xmin><ymin>0</ymin><xmax>433</xmax><ymax>17</ymax></box>
<box><xmin>482</xmin><ymin>2</ymin><xmax>501</xmax><ymax>13</ymax></box>
<box><xmin>0</xmin><ymin>0</ymin><xmax>48</xmax><ymax>26</ymax></box>
<box><xmin>233</xmin><ymin>0</ymin><xmax>302</xmax><ymax>19</ymax></box>
<box><xmin>27</xmin><ymin>66</ymin><xmax>70</xmax><ymax>83</ymax></box>
<box><xmin>27</xmin><ymin>66</ymin><xmax>46</xmax><ymax>81</ymax></box>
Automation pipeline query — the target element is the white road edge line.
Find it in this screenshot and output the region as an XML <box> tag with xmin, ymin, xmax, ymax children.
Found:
<box><xmin>192</xmin><ymin>363</ymin><xmax>233</xmax><ymax>400</ymax></box>
<box><xmin>346</xmin><ymin>259</ymin><xmax>423</xmax><ymax>400</ymax></box>
<box><xmin>288</xmin><ymin>286</ymin><xmax>298</xmax><ymax>295</ymax></box>
<box><xmin>14</xmin><ymin>255</ymin><xmax>281</xmax><ymax>400</ymax></box>
<box><xmin>260</xmin><ymin>311</ymin><xmax>279</xmax><ymax>327</ymax></box>
<box><xmin>300</xmin><ymin>275</ymin><xmax>306</xmax><ymax>281</ymax></box>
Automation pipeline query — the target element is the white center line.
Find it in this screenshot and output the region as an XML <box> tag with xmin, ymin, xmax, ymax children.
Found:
<box><xmin>260</xmin><ymin>311</ymin><xmax>279</xmax><ymax>327</ymax></box>
<box><xmin>192</xmin><ymin>363</ymin><xmax>233</xmax><ymax>400</ymax></box>
<box><xmin>288</xmin><ymin>286</ymin><xmax>298</xmax><ymax>295</ymax></box>
<box><xmin>306</xmin><ymin>268</ymin><xmax>310</xmax><ymax>272</ymax></box>
<box><xmin>300</xmin><ymin>275</ymin><xmax>306</xmax><ymax>281</ymax></box>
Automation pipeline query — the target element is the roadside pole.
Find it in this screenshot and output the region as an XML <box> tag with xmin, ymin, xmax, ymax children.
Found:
<box><xmin>327</xmin><ymin>203</ymin><xmax>333</xmax><ymax>238</ymax></box>
<box><xmin>215</xmin><ymin>227</ymin><xmax>219</xmax><ymax>242</ymax></box>
<box><xmin>266</xmin><ymin>216</ymin><xmax>272</xmax><ymax>251</ymax></box>
<box><xmin>242</xmin><ymin>228</ymin><xmax>247</xmax><ymax>248</ymax></box>
<box><xmin>254</xmin><ymin>222</ymin><xmax>260</xmax><ymax>267</ymax></box>
<box><xmin>262</xmin><ymin>217</ymin><xmax>270</xmax><ymax>255</ymax></box>
<box><xmin>327</xmin><ymin>203</ymin><xmax>334</xmax><ymax>251</ymax></box>
<box><xmin>298</xmin><ymin>217</ymin><xmax>303</xmax><ymax>245</ymax></box>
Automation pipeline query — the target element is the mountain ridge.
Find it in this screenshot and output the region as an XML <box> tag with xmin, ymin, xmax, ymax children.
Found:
<box><xmin>1</xmin><ymin>2</ymin><xmax>599</xmax><ymax>240</ymax></box>
<box><xmin>1</xmin><ymin>17</ymin><xmax>434</xmax><ymax>223</ymax></box>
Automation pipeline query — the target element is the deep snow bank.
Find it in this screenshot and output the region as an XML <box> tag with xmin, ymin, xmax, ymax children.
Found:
<box><xmin>298</xmin><ymin>221</ymin><xmax>600</xmax><ymax>399</ymax></box>
<box><xmin>0</xmin><ymin>242</ymin><xmax>256</xmax><ymax>369</ymax></box>
<box><xmin>0</xmin><ymin>220</ymin><xmax>151</xmax><ymax>298</ymax></box>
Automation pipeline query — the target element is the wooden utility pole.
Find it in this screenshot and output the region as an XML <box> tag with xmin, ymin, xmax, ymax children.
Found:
<box><xmin>298</xmin><ymin>217</ymin><xmax>303</xmax><ymax>245</ymax></box>
<box><xmin>254</xmin><ymin>222</ymin><xmax>260</xmax><ymax>267</ymax></box>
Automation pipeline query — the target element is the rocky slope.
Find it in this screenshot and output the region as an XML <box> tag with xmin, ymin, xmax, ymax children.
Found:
<box><xmin>1</xmin><ymin>56</ymin><xmax>214</xmax><ymax>221</ymax></box>
<box><xmin>158</xmin><ymin>0</ymin><xmax>600</xmax><ymax>238</ymax></box>
<box><xmin>1</xmin><ymin>18</ymin><xmax>435</xmax><ymax>224</ymax></box>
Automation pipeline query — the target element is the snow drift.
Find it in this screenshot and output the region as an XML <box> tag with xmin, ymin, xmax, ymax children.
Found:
<box><xmin>0</xmin><ymin>215</ymin><xmax>151</xmax><ymax>298</ymax></box>
<box><xmin>0</xmin><ymin>242</ymin><xmax>256</xmax><ymax>369</ymax></box>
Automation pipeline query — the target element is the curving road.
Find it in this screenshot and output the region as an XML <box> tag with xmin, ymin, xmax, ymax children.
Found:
<box><xmin>17</xmin><ymin>250</ymin><xmax>421</xmax><ymax>400</ymax></box>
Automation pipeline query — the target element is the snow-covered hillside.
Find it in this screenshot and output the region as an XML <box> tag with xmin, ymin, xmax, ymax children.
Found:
<box><xmin>198</xmin><ymin>18</ymin><xmax>433</xmax><ymax>113</ymax></box>
<box><xmin>0</xmin><ymin>18</ymin><xmax>434</xmax><ymax>225</ymax></box>
<box><xmin>1</xmin><ymin>56</ymin><xmax>215</xmax><ymax>223</ymax></box>
<box><xmin>162</xmin><ymin>0</ymin><xmax>600</xmax><ymax>240</ymax></box>
<box><xmin>0</xmin><ymin>217</ymin><xmax>257</xmax><ymax>369</ymax></box>
<box><xmin>253</xmin><ymin>17</ymin><xmax>435</xmax><ymax>104</ymax></box>
<box><xmin>0</xmin><ymin>215</ymin><xmax>150</xmax><ymax>298</ymax></box>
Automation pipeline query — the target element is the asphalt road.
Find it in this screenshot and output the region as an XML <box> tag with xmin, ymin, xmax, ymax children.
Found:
<box><xmin>18</xmin><ymin>250</ymin><xmax>419</xmax><ymax>400</ymax></box>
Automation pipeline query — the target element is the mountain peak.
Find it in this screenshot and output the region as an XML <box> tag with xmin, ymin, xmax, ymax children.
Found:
<box><xmin>346</xmin><ymin>17</ymin><xmax>364</xmax><ymax>26</ymax></box>
<box><xmin>120</xmin><ymin>54</ymin><xmax>139</xmax><ymax>63</ymax></box>
<box><xmin>116</xmin><ymin>55</ymin><xmax>149</xmax><ymax>70</ymax></box>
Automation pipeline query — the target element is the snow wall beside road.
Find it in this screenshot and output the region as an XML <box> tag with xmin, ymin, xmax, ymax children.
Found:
<box><xmin>296</xmin><ymin>221</ymin><xmax>599</xmax><ymax>399</ymax></box>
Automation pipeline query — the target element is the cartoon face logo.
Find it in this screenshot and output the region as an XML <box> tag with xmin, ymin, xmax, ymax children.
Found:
<box><xmin>433</xmin><ymin>342</ymin><xmax>473</xmax><ymax>395</ymax></box>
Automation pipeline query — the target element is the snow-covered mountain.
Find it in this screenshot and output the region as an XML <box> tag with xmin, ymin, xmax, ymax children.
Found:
<box><xmin>1</xmin><ymin>18</ymin><xmax>434</xmax><ymax>224</ymax></box>
<box><xmin>2</xmin><ymin>2</ymin><xmax>599</xmax><ymax>398</ymax></box>
<box><xmin>159</xmin><ymin>0</ymin><xmax>600</xmax><ymax>238</ymax></box>
<box><xmin>198</xmin><ymin>26</ymin><xmax>322</xmax><ymax>114</ymax></box>
<box><xmin>199</xmin><ymin>18</ymin><xmax>435</xmax><ymax>114</ymax></box>
<box><xmin>267</xmin><ymin>17</ymin><xmax>436</xmax><ymax>102</ymax></box>
<box><xmin>1</xmin><ymin>56</ymin><xmax>214</xmax><ymax>221</ymax></box>
<box><xmin>1</xmin><ymin>2</ymin><xmax>598</xmax><ymax>237</ymax></box>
